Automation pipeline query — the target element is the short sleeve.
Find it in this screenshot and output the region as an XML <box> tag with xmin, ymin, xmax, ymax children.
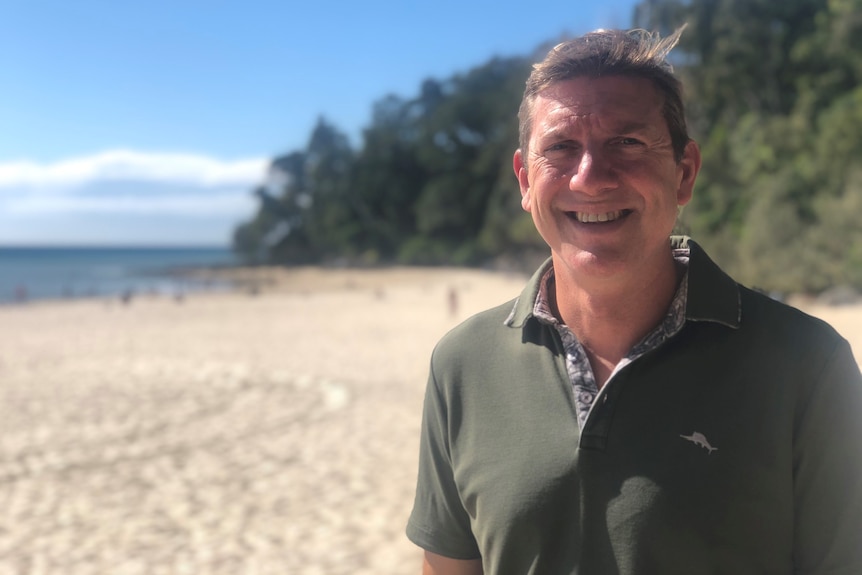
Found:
<box><xmin>793</xmin><ymin>338</ymin><xmax>862</xmax><ymax>573</ymax></box>
<box><xmin>406</xmin><ymin>357</ymin><xmax>481</xmax><ymax>560</ymax></box>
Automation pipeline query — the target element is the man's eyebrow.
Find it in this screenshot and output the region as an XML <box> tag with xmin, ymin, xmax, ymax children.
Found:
<box><xmin>535</xmin><ymin>128</ymin><xmax>576</xmax><ymax>142</ymax></box>
<box><xmin>614</xmin><ymin>121</ymin><xmax>655</xmax><ymax>134</ymax></box>
<box><xmin>538</xmin><ymin>122</ymin><xmax>656</xmax><ymax>141</ymax></box>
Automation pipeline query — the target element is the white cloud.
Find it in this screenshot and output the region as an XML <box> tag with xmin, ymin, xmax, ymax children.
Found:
<box><xmin>6</xmin><ymin>191</ymin><xmax>256</xmax><ymax>217</ymax></box>
<box><xmin>0</xmin><ymin>149</ymin><xmax>269</xmax><ymax>189</ymax></box>
<box><xmin>0</xmin><ymin>150</ymin><xmax>271</xmax><ymax>243</ymax></box>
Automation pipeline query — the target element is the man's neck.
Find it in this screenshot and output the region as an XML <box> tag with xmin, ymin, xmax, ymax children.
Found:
<box><xmin>550</xmin><ymin>252</ymin><xmax>682</xmax><ymax>387</ymax></box>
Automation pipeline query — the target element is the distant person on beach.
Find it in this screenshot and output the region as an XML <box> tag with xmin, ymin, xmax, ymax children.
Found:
<box><xmin>447</xmin><ymin>286</ymin><xmax>458</xmax><ymax>318</ymax></box>
<box><xmin>120</xmin><ymin>288</ymin><xmax>134</xmax><ymax>305</ymax></box>
<box><xmin>407</xmin><ymin>28</ymin><xmax>862</xmax><ymax>574</ymax></box>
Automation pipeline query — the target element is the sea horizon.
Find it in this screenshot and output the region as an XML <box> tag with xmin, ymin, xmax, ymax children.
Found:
<box><xmin>0</xmin><ymin>242</ymin><xmax>232</xmax><ymax>249</ymax></box>
<box><xmin>0</xmin><ymin>245</ymin><xmax>239</xmax><ymax>304</ymax></box>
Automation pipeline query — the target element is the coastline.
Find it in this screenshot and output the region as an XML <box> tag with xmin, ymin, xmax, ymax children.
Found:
<box><xmin>0</xmin><ymin>265</ymin><xmax>859</xmax><ymax>573</ymax></box>
<box><xmin>0</xmin><ymin>245</ymin><xmax>237</xmax><ymax>305</ymax></box>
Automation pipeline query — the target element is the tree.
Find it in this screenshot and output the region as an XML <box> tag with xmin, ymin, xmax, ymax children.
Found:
<box><xmin>635</xmin><ymin>0</ymin><xmax>862</xmax><ymax>291</ymax></box>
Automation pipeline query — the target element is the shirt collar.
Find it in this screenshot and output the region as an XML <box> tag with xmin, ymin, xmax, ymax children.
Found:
<box><xmin>674</xmin><ymin>236</ymin><xmax>741</xmax><ymax>328</ymax></box>
<box><xmin>504</xmin><ymin>236</ymin><xmax>741</xmax><ymax>330</ymax></box>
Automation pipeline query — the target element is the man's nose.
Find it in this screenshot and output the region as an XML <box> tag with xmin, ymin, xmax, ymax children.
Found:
<box><xmin>569</xmin><ymin>148</ymin><xmax>616</xmax><ymax>195</ymax></box>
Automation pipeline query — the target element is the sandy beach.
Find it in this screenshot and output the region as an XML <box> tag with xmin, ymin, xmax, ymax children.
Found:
<box><xmin>1</xmin><ymin>266</ymin><xmax>860</xmax><ymax>574</ymax></box>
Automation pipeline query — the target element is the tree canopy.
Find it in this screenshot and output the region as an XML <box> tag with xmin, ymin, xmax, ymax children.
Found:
<box><xmin>235</xmin><ymin>0</ymin><xmax>862</xmax><ymax>293</ymax></box>
<box><xmin>636</xmin><ymin>0</ymin><xmax>862</xmax><ymax>292</ymax></box>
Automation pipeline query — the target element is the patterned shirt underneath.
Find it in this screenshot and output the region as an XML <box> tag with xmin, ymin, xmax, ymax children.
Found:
<box><xmin>532</xmin><ymin>249</ymin><xmax>690</xmax><ymax>430</ymax></box>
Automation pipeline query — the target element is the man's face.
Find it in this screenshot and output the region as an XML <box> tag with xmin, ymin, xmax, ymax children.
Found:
<box><xmin>514</xmin><ymin>75</ymin><xmax>700</xmax><ymax>284</ymax></box>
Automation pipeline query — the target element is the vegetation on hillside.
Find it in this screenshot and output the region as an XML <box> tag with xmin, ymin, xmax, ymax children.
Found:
<box><xmin>234</xmin><ymin>0</ymin><xmax>862</xmax><ymax>293</ymax></box>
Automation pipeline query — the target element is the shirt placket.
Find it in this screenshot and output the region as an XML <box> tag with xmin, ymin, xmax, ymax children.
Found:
<box><xmin>532</xmin><ymin>257</ymin><xmax>690</xmax><ymax>434</ymax></box>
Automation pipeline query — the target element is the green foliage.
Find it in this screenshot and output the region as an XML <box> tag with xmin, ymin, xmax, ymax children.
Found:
<box><xmin>235</xmin><ymin>0</ymin><xmax>862</xmax><ymax>293</ymax></box>
<box><xmin>636</xmin><ymin>0</ymin><xmax>862</xmax><ymax>292</ymax></box>
<box><xmin>234</xmin><ymin>56</ymin><xmax>535</xmax><ymax>268</ymax></box>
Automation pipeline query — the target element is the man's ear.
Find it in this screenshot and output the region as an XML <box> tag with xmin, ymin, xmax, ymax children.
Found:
<box><xmin>513</xmin><ymin>149</ymin><xmax>532</xmax><ymax>212</ymax></box>
<box><xmin>676</xmin><ymin>140</ymin><xmax>701</xmax><ymax>207</ymax></box>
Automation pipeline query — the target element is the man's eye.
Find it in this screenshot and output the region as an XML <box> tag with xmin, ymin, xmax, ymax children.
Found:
<box><xmin>618</xmin><ymin>137</ymin><xmax>642</xmax><ymax>146</ymax></box>
<box><xmin>545</xmin><ymin>142</ymin><xmax>577</xmax><ymax>153</ymax></box>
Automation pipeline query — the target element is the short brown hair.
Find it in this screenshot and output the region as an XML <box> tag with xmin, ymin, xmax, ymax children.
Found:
<box><xmin>518</xmin><ymin>27</ymin><xmax>689</xmax><ymax>162</ymax></box>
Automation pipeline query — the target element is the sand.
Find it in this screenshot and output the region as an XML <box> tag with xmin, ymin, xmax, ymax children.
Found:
<box><xmin>0</xmin><ymin>266</ymin><xmax>859</xmax><ymax>574</ymax></box>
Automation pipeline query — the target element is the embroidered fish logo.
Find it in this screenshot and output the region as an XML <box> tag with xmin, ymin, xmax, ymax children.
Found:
<box><xmin>680</xmin><ymin>432</ymin><xmax>718</xmax><ymax>454</ymax></box>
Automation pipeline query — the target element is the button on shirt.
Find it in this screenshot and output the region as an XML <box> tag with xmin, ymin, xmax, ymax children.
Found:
<box><xmin>531</xmin><ymin>249</ymin><xmax>691</xmax><ymax>430</ymax></box>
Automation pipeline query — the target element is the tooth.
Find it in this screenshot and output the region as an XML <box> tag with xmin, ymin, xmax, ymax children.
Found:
<box><xmin>575</xmin><ymin>210</ymin><xmax>625</xmax><ymax>223</ymax></box>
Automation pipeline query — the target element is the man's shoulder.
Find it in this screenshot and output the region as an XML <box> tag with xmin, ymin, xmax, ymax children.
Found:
<box><xmin>432</xmin><ymin>259</ymin><xmax>551</xmax><ymax>361</ymax></box>
<box><xmin>684</xmin><ymin>236</ymin><xmax>847</xmax><ymax>351</ymax></box>
<box><xmin>738</xmin><ymin>285</ymin><xmax>845</xmax><ymax>347</ymax></box>
<box><xmin>433</xmin><ymin>297</ymin><xmax>521</xmax><ymax>361</ymax></box>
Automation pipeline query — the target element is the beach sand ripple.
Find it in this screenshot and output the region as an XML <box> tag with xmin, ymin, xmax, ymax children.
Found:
<box><xmin>0</xmin><ymin>267</ymin><xmax>523</xmax><ymax>574</ymax></box>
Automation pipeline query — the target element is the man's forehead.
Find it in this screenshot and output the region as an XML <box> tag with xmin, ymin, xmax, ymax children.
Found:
<box><xmin>536</xmin><ymin>76</ymin><xmax>661</xmax><ymax>114</ymax></box>
<box><xmin>533</xmin><ymin>76</ymin><xmax>664</xmax><ymax>132</ymax></box>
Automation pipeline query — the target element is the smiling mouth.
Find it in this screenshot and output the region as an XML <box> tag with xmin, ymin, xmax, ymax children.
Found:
<box><xmin>568</xmin><ymin>209</ymin><xmax>631</xmax><ymax>223</ymax></box>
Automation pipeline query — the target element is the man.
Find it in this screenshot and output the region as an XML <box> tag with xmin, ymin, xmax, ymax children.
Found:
<box><xmin>406</xmin><ymin>28</ymin><xmax>862</xmax><ymax>574</ymax></box>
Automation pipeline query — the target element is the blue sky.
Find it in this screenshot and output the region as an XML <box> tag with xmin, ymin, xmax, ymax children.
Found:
<box><xmin>0</xmin><ymin>0</ymin><xmax>640</xmax><ymax>245</ymax></box>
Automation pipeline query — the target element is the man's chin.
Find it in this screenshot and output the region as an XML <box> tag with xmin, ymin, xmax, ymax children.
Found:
<box><xmin>552</xmin><ymin>247</ymin><xmax>631</xmax><ymax>280</ymax></box>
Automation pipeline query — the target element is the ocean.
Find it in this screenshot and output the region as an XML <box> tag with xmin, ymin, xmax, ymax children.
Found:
<box><xmin>0</xmin><ymin>246</ymin><xmax>239</xmax><ymax>304</ymax></box>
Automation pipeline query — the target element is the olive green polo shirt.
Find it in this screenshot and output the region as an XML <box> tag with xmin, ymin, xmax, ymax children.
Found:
<box><xmin>407</xmin><ymin>237</ymin><xmax>862</xmax><ymax>574</ymax></box>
